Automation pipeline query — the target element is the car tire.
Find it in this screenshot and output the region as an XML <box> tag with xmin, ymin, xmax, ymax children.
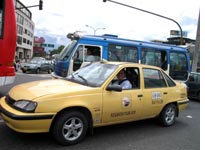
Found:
<box><xmin>158</xmin><ymin>104</ymin><xmax>177</xmax><ymax>126</ymax></box>
<box><xmin>51</xmin><ymin>111</ymin><xmax>88</xmax><ymax>146</ymax></box>
<box><xmin>197</xmin><ymin>92</ymin><xmax>200</xmax><ymax>101</ymax></box>
<box><xmin>48</xmin><ymin>69</ymin><xmax>52</xmax><ymax>74</ymax></box>
<box><xmin>36</xmin><ymin>68</ymin><xmax>40</xmax><ymax>74</ymax></box>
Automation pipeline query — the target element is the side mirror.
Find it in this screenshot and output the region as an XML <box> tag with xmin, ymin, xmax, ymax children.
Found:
<box><xmin>106</xmin><ymin>84</ymin><xmax>122</xmax><ymax>92</ymax></box>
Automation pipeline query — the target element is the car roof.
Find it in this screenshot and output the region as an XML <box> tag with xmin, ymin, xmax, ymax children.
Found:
<box><xmin>100</xmin><ymin>60</ymin><xmax>162</xmax><ymax>70</ymax></box>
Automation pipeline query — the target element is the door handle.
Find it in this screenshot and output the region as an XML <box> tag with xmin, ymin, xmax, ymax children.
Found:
<box><xmin>138</xmin><ymin>94</ymin><xmax>143</xmax><ymax>98</ymax></box>
<box><xmin>163</xmin><ymin>92</ymin><xmax>168</xmax><ymax>95</ymax></box>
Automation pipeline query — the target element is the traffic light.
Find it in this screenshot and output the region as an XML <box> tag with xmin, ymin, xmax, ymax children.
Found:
<box><xmin>39</xmin><ymin>0</ymin><xmax>43</xmax><ymax>10</ymax></box>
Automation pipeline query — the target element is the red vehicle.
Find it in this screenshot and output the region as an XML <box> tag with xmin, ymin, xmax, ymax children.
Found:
<box><xmin>0</xmin><ymin>0</ymin><xmax>17</xmax><ymax>86</ymax></box>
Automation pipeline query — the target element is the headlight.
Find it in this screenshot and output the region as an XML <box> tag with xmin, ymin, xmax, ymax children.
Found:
<box><xmin>13</xmin><ymin>100</ymin><xmax>37</xmax><ymax>112</ymax></box>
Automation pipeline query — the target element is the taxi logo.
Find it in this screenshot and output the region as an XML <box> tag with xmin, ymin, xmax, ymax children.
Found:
<box><xmin>122</xmin><ymin>97</ymin><xmax>130</xmax><ymax>107</ymax></box>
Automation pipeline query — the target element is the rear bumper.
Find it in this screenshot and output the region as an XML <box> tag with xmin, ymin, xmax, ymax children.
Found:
<box><xmin>178</xmin><ymin>99</ymin><xmax>189</xmax><ymax>112</ymax></box>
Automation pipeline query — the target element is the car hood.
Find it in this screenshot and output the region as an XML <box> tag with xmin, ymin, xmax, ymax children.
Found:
<box><xmin>9</xmin><ymin>79</ymin><xmax>92</xmax><ymax>100</ymax></box>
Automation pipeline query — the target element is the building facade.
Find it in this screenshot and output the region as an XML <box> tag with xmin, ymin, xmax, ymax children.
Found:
<box><xmin>33</xmin><ymin>36</ymin><xmax>46</xmax><ymax>57</ymax></box>
<box><xmin>14</xmin><ymin>0</ymin><xmax>35</xmax><ymax>62</ymax></box>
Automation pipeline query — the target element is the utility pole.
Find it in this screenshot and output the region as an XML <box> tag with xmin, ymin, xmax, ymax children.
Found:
<box><xmin>191</xmin><ymin>13</ymin><xmax>200</xmax><ymax>72</ymax></box>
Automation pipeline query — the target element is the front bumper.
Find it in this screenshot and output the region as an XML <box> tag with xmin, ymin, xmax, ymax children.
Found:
<box><xmin>21</xmin><ymin>67</ymin><xmax>37</xmax><ymax>72</ymax></box>
<box><xmin>0</xmin><ymin>97</ymin><xmax>55</xmax><ymax>133</ymax></box>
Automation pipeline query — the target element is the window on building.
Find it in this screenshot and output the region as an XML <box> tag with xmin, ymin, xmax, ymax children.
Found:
<box><xmin>23</xmin><ymin>38</ymin><xmax>26</xmax><ymax>43</ymax></box>
<box><xmin>17</xmin><ymin>13</ymin><xmax>24</xmax><ymax>25</ymax></box>
<box><xmin>17</xmin><ymin>25</ymin><xmax>23</xmax><ymax>35</ymax></box>
<box><xmin>24</xmin><ymin>29</ymin><xmax>27</xmax><ymax>34</ymax></box>
<box><xmin>17</xmin><ymin>36</ymin><xmax>22</xmax><ymax>45</ymax></box>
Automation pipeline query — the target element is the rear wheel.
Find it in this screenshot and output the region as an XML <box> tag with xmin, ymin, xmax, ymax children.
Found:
<box><xmin>36</xmin><ymin>68</ymin><xmax>40</xmax><ymax>74</ymax></box>
<box><xmin>51</xmin><ymin>111</ymin><xmax>88</xmax><ymax>145</ymax></box>
<box><xmin>159</xmin><ymin>104</ymin><xmax>177</xmax><ymax>126</ymax></box>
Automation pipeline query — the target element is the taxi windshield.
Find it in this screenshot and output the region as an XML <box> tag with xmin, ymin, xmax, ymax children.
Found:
<box><xmin>67</xmin><ymin>62</ymin><xmax>118</xmax><ymax>87</ymax></box>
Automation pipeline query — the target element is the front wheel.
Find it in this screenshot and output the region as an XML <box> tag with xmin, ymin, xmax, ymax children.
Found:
<box><xmin>48</xmin><ymin>69</ymin><xmax>52</xmax><ymax>74</ymax></box>
<box><xmin>51</xmin><ymin>111</ymin><xmax>88</xmax><ymax>145</ymax></box>
<box><xmin>158</xmin><ymin>104</ymin><xmax>177</xmax><ymax>126</ymax></box>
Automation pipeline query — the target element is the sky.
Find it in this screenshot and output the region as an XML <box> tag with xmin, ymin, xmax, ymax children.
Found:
<box><xmin>20</xmin><ymin>0</ymin><xmax>200</xmax><ymax>46</ymax></box>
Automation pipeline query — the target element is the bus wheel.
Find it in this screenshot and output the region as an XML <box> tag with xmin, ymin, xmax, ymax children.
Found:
<box><xmin>51</xmin><ymin>111</ymin><xmax>88</xmax><ymax>145</ymax></box>
<box><xmin>158</xmin><ymin>104</ymin><xmax>177</xmax><ymax>126</ymax></box>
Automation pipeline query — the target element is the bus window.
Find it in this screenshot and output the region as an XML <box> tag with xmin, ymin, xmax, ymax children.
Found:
<box><xmin>170</xmin><ymin>52</ymin><xmax>188</xmax><ymax>80</ymax></box>
<box><xmin>141</xmin><ymin>48</ymin><xmax>167</xmax><ymax>70</ymax></box>
<box><xmin>0</xmin><ymin>1</ymin><xmax>3</xmax><ymax>37</ymax></box>
<box><xmin>84</xmin><ymin>45</ymin><xmax>101</xmax><ymax>62</ymax></box>
<box><xmin>108</xmin><ymin>44</ymin><xmax>138</xmax><ymax>62</ymax></box>
<box><xmin>72</xmin><ymin>45</ymin><xmax>101</xmax><ymax>71</ymax></box>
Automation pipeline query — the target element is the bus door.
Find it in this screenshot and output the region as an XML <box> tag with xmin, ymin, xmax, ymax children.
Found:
<box><xmin>169</xmin><ymin>52</ymin><xmax>189</xmax><ymax>80</ymax></box>
<box><xmin>69</xmin><ymin>44</ymin><xmax>102</xmax><ymax>73</ymax></box>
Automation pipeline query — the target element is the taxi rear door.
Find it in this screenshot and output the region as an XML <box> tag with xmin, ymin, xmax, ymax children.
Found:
<box><xmin>141</xmin><ymin>68</ymin><xmax>168</xmax><ymax>118</ymax></box>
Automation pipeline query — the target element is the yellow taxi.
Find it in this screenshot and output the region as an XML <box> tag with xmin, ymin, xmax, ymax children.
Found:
<box><xmin>0</xmin><ymin>61</ymin><xmax>189</xmax><ymax>145</ymax></box>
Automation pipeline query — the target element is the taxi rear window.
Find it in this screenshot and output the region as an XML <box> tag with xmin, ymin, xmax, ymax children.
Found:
<box><xmin>143</xmin><ymin>68</ymin><xmax>167</xmax><ymax>88</ymax></box>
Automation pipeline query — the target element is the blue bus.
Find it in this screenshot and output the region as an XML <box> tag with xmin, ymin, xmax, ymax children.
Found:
<box><xmin>52</xmin><ymin>34</ymin><xmax>190</xmax><ymax>81</ymax></box>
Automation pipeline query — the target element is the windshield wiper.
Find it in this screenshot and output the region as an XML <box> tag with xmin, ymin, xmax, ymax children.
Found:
<box><xmin>78</xmin><ymin>75</ymin><xmax>88</xmax><ymax>85</ymax></box>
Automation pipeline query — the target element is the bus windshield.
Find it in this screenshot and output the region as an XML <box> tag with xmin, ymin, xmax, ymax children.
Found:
<box><xmin>57</xmin><ymin>41</ymin><xmax>77</xmax><ymax>61</ymax></box>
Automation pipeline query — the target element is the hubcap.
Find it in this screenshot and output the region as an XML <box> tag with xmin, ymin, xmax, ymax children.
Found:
<box><xmin>62</xmin><ymin>117</ymin><xmax>83</xmax><ymax>141</ymax></box>
<box><xmin>165</xmin><ymin>107</ymin><xmax>175</xmax><ymax>124</ymax></box>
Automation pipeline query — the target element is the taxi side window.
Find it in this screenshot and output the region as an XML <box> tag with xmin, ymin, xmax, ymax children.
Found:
<box><xmin>143</xmin><ymin>68</ymin><xmax>167</xmax><ymax>88</ymax></box>
<box><xmin>162</xmin><ymin>71</ymin><xmax>176</xmax><ymax>87</ymax></box>
<box><xmin>126</xmin><ymin>68</ymin><xmax>140</xmax><ymax>89</ymax></box>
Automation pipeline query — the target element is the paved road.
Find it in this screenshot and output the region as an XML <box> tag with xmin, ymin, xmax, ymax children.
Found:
<box><xmin>0</xmin><ymin>72</ymin><xmax>52</xmax><ymax>98</ymax></box>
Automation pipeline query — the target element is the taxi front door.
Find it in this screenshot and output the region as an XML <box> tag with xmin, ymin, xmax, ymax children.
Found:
<box><xmin>102</xmin><ymin>89</ymin><xmax>143</xmax><ymax>124</ymax></box>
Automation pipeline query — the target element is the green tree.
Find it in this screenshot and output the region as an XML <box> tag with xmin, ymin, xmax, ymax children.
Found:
<box><xmin>50</xmin><ymin>45</ymin><xmax>65</xmax><ymax>56</ymax></box>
